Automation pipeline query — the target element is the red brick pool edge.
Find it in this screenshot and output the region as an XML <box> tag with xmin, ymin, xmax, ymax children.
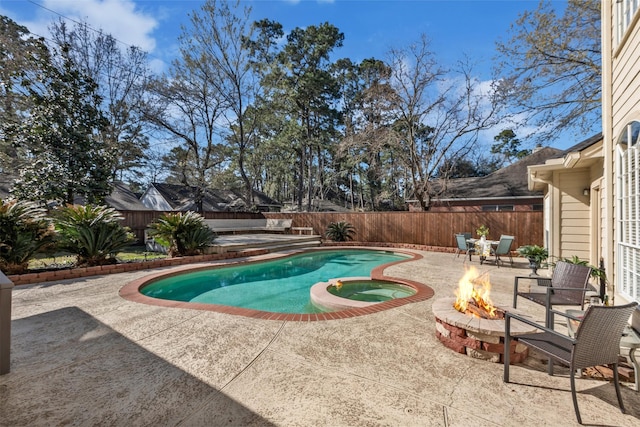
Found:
<box><xmin>119</xmin><ymin>247</ymin><xmax>434</xmax><ymax>321</ymax></box>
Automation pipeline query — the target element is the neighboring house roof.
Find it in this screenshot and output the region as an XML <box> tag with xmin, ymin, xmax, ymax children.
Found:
<box><xmin>103</xmin><ymin>182</ymin><xmax>151</xmax><ymax>211</ymax></box>
<box><xmin>0</xmin><ymin>176</ymin><xmax>149</xmax><ymax>210</ymax></box>
<box><xmin>140</xmin><ymin>183</ymin><xmax>281</xmax><ymax>212</ymax></box>
<box><xmin>73</xmin><ymin>181</ymin><xmax>151</xmax><ymax>210</ymax></box>
<box><xmin>435</xmin><ymin>146</ymin><xmax>564</xmax><ymax>200</ymax></box>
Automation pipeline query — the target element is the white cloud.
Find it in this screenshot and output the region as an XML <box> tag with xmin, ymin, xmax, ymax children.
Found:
<box><xmin>17</xmin><ymin>0</ymin><xmax>158</xmax><ymax>52</ymax></box>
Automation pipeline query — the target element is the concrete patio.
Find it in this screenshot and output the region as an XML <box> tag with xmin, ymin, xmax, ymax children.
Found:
<box><xmin>2</xmin><ymin>249</ymin><xmax>640</xmax><ymax>426</ymax></box>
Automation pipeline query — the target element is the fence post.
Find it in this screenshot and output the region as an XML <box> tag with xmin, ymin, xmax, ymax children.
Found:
<box><xmin>0</xmin><ymin>271</ymin><xmax>13</xmax><ymax>375</ymax></box>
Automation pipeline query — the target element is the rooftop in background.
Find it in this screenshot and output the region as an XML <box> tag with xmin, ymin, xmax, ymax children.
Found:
<box><xmin>0</xmin><ymin>178</ymin><xmax>149</xmax><ymax>211</ymax></box>
<box><xmin>435</xmin><ymin>146</ymin><xmax>563</xmax><ymax>201</ymax></box>
<box><xmin>140</xmin><ymin>182</ymin><xmax>282</xmax><ymax>212</ymax></box>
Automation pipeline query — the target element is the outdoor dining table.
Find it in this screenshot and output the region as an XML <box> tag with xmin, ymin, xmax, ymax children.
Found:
<box><xmin>466</xmin><ymin>238</ymin><xmax>499</xmax><ymax>263</ymax></box>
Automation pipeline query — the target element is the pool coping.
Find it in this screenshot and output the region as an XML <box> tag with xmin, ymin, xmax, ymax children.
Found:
<box><xmin>119</xmin><ymin>246</ymin><xmax>435</xmax><ymax>321</ymax></box>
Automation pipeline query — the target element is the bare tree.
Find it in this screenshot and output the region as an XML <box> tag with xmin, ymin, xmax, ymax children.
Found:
<box><xmin>181</xmin><ymin>0</ymin><xmax>260</xmax><ymax>204</ymax></box>
<box><xmin>389</xmin><ymin>36</ymin><xmax>502</xmax><ymax>210</ymax></box>
<box><xmin>495</xmin><ymin>0</ymin><xmax>601</xmax><ymax>142</ymax></box>
<box><xmin>143</xmin><ymin>70</ymin><xmax>228</xmax><ymax>212</ymax></box>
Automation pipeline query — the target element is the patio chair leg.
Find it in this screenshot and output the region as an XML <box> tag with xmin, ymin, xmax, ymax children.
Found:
<box><xmin>613</xmin><ymin>363</ymin><xmax>626</xmax><ymax>414</ymax></box>
<box><xmin>570</xmin><ymin>369</ymin><xmax>582</xmax><ymax>425</ymax></box>
<box><xmin>503</xmin><ymin>316</ymin><xmax>511</xmax><ymax>382</ymax></box>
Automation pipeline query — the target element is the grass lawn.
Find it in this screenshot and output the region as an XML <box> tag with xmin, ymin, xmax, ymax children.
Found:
<box><xmin>28</xmin><ymin>245</ymin><xmax>167</xmax><ymax>271</ymax></box>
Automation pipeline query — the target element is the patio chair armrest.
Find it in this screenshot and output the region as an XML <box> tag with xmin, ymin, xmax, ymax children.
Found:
<box><xmin>513</xmin><ymin>275</ymin><xmax>546</xmax><ymax>307</ymax></box>
<box><xmin>505</xmin><ymin>311</ymin><xmax>575</xmax><ymax>342</ymax></box>
<box><xmin>547</xmin><ymin>308</ymin><xmax>583</xmax><ymax>323</ymax></box>
<box><xmin>505</xmin><ymin>311</ymin><xmax>545</xmax><ymax>330</ymax></box>
<box><xmin>547</xmin><ymin>286</ymin><xmax>589</xmax><ymax>292</ymax></box>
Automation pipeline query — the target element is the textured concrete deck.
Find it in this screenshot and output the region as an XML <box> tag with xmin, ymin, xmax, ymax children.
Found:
<box><xmin>2</xmin><ymin>250</ymin><xmax>640</xmax><ymax>426</ymax></box>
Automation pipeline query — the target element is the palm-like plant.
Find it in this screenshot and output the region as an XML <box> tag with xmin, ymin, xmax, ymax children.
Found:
<box><xmin>147</xmin><ymin>212</ymin><xmax>216</xmax><ymax>257</ymax></box>
<box><xmin>53</xmin><ymin>204</ymin><xmax>134</xmax><ymax>266</ymax></box>
<box><xmin>325</xmin><ymin>221</ymin><xmax>356</xmax><ymax>242</ymax></box>
<box><xmin>556</xmin><ymin>255</ymin><xmax>607</xmax><ymax>283</ymax></box>
<box><xmin>0</xmin><ymin>199</ymin><xmax>55</xmax><ymax>274</ymax></box>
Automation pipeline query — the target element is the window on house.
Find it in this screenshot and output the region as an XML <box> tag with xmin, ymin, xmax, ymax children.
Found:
<box><xmin>481</xmin><ymin>205</ymin><xmax>514</xmax><ymax>212</ymax></box>
<box><xmin>616</xmin><ymin>0</ymin><xmax>640</xmax><ymax>45</ymax></box>
<box><xmin>617</xmin><ymin>120</ymin><xmax>640</xmax><ymax>302</ymax></box>
<box><xmin>532</xmin><ymin>204</ymin><xmax>544</xmax><ymax>211</ymax></box>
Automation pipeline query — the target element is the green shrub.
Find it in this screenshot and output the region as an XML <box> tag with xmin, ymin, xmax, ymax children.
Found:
<box><xmin>517</xmin><ymin>245</ymin><xmax>549</xmax><ymax>265</ymax></box>
<box><xmin>555</xmin><ymin>255</ymin><xmax>607</xmax><ymax>282</ymax></box>
<box><xmin>147</xmin><ymin>212</ymin><xmax>216</xmax><ymax>257</ymax></box>
<box><xmin>53</xmin><ymin>204</ymin><xmax>134</xmax><ymax>267</ymax></box>
<box><xmin>0</xmin><ymin>199</ymin><xmax>55</xmax><ymax>274</ymax></box>
<box><xmin>325</xmin><ymin>221</ymin><xmax>356</xmax><ymax>242</ymax></box>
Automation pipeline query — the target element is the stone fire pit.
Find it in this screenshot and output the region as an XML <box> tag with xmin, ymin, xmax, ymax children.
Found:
<box><xmin>432</xmin><ymin>297</ymin><xmax>537</xmax><ymax>363</ymax></box>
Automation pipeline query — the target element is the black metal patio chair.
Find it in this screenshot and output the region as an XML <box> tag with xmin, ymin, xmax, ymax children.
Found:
<box><xmin>504</xmin><ymin>302</ymin><xmax>638</xmax><ymax>425</ymax></box>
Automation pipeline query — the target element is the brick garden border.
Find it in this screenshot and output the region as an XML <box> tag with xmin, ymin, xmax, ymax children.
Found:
<box><xmin>7</xmin><ymin>249</ymin><xmax>272</xmax><ymax>286</ymax></box>
<box><xmin>8</xmin><ymin>241</ymin><xmax>453</xmax><ymax>286</ymax></box>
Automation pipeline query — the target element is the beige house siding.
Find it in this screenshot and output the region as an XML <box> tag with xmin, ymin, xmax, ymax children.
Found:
<box><xmin>528</xmin><ymin>140</ymin><xmax>603</xmax><ymax>268</ymax></box>
<box><xmin>611</xmin><ymin>20</ymin><xmax>640</xmax><ymax>131</ymax></box>
<box><xmin>557</xmin><ymin>170</ymin><xmax>591</xmax><ymax>260</ymax></box>
<box><xmin>603</xmin><ymin>1</ymin><xmax>640</xmax><ymax>303</ymax></box>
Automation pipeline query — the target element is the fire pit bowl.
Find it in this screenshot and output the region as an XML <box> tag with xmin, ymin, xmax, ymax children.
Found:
<box><xmin>432</xmin><ymin>297</ymin><xmax>537</xmax><ymax>363</ymax></box>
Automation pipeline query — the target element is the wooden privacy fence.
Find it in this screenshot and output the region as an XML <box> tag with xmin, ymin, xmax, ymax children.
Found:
<box><xmin>264</xmin><ymin>211</ymin><xmax>543</xmax><ymax>250</ymax></box>
<box><xmin>118</xmin><ymin>210</ymin><xmax>542</xmax><ymax>250</ymax></box>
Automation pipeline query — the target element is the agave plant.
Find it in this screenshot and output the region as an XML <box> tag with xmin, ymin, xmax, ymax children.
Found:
<box><xmin>53</xmin><ymin>204</ymin><xmax>134</xmax><ymax>267</ymax></box>
<box><xmin>324</xmin><ymin>221</ymin><xmax>356</xmax><ymax>242</ymax></box>
<box><xmin>147</xmin><ymin>212</ymin><xmax>216</xmax><ymax>257</ymax></box>
<box><xmin>0</xmin><ymin>199</ymin><xmax>55</xmax><ymax>274</ymax></box>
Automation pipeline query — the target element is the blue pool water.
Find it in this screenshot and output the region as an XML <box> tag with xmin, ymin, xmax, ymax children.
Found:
<box><xmin>141</xmin><ymin>249</ymin><xmax>410</xmax><ymax>313</ymax></box>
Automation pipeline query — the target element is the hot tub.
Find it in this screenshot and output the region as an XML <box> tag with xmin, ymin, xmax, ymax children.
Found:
<box><xmin>310</xmin><ymin>277</ymin><xmax>417</xmax><ymax>312</ymax></box>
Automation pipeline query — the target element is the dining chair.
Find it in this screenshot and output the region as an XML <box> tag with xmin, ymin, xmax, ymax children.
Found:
<box><xmin>489</xmin><ymin>235</ymin><xmax>514</xmax><ymax>267</ymax></box>
<box><xmin>454</xmin><ymin>233</ymin><xmax>475</xmax><ymax>260</ymax></box>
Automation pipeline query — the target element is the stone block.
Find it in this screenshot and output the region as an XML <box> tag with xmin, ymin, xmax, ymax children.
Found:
<box><xmin>436</xmin><ymin>332</ymin><xmax>466</xmax><ymax>354</ymax></box>
<box><xmin>435</xmin><ymin>321</ymin><xmax>450</xmax><ymax>338</ymax></box>
<box><xmin>467</xmin><ymin>330</ymin><xmax>501</xmax><ymax>344</ymax></box>
<box><xmin>466</xmin><ymin>347</ymin><xmax>501</xmax><ymax>363</ymax></box>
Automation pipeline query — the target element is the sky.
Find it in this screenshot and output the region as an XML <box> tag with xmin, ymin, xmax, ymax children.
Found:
<box><xmin>0</xmin><ymin>0</ymin><xmax>578</xmax><ymax>149</ymax></box>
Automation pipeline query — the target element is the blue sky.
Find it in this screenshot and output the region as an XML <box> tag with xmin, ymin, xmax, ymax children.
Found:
<box><xmin>0</xmin><ymin>0</ymin><xmax>552</xmax><ymax>76</ymax></box>
<box><xmin>1</xmin><ymin>0</ymin><xmax>578</xmax><ymax>149</ymax></box>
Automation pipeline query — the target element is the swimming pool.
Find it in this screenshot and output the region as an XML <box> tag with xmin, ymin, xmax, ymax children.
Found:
<box><xmin>140</xmin><ymin>249</ymin><xmax>411</xmax><ymax>314</ymax></box>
